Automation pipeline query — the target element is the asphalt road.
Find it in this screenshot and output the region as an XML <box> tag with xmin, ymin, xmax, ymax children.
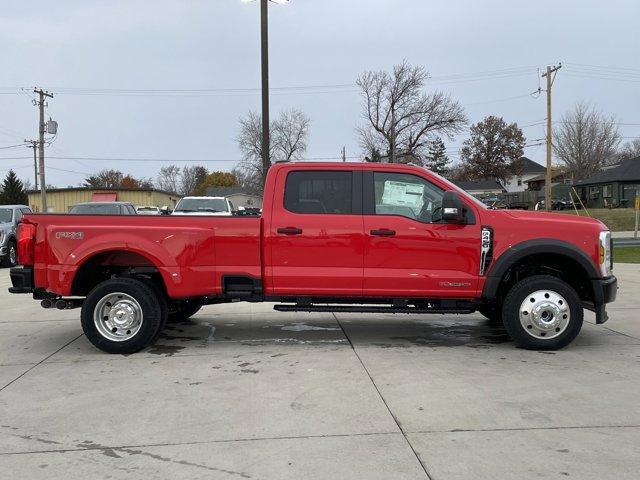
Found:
<box><xmin>1</xmin><ymin>265</ymin><xmax>638</xmax><ymax>479</ymax></box>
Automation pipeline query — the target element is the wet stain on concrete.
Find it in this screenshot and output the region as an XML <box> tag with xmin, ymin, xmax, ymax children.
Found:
<box><xmin>147</xmin><ymin>344</ymin><xmax>185</xmax><ymax>356</ymax></box>
<box><xmin>240</xmin><ymin>369</ymin><xmax>259</xmax><ymax>374</ymax></box>
<box><xmin>76</xmin><ymin>440</ymin><xmax>252</xmax><ymax>477</ymax></box>
<box><xmin>386</xmin><ymin>322</ymin><xmax>510</xmax><ymax>347</ymax></box>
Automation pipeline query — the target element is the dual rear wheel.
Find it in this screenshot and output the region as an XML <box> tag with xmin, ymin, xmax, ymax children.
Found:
<box><xmin>81</xmin><ymin>278</ymin><xmax>202</xmax><ymax>354</ymax></box>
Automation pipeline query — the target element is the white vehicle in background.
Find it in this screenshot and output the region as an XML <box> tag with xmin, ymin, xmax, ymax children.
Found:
<box><xmin>136</xmin><ymin>206</ymin><xmax>161</xmax><ymax>215</ymax></box>
<box><xmin>172</xmin><ymin>196</ymin><xmax>234</xmax><ymax>216</ymax></box>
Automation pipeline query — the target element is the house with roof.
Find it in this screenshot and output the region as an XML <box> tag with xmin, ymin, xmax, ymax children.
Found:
<box><xmin>453</xmin><ymin>179</ymin><xmax>506</xmax><ymax>197</ymax></box>
<box><xmin>503</xmin><ymin>157</ymin><xmax>547</xmax><ymax>192</ymax></box>
<box><xmin>573</xmin><ymin>156</ymin><xmax>640</xmax><ymax>208</ymax></box>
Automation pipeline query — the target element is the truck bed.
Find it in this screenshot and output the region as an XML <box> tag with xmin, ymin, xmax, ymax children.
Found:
<box><xmin>24</xmin><ymin>214</ymin><xmax>262</xmax><ymax>298</ymax></box>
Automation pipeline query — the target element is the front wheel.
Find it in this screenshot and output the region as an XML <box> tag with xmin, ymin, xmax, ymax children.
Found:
<box><xmin>502</xmin><ymin>275</ymin><xmax>583</xmax><ymax>350</ymax></box>
<box><xmin>81</xmin><ymin>278</ymin><xmax>166</xmax><ymax>354</ymax></box>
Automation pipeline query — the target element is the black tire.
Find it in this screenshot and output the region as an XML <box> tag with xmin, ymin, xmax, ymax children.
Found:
<box><xmin>1</xmin><ymin>240</ymin><xmax>17</xmax><ymax>267</ymax></box>
<box><xmin>136</xmin><ymin>277</ymin><xmax>168</xmax><ymax>341</ymax></box>
<box><xmin>167</xmin><ymin>300</ymin><xmax>203</xmax><ymax>323</ymax></box>
<box><xmin>81</xmin><ymin>277</ymin><xmax>166</xmax><ymax>354</ymax></box>
<box><xmin>501</xmin><ymin>275</ymin><xmax>583</xmax><ymax>350</ymax></box>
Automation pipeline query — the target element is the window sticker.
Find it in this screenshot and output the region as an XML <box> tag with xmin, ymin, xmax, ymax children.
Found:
<box><xmin>381</xmin><ymin>181</ymin><xmax>424</xmax><ymax>208</ymax></box>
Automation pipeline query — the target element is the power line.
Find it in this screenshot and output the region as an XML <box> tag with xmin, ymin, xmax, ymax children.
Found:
<box><xmin>0</xmin><ymin>143</ymin><xmax>28</xmax><ymax>150</ymax></box>
<box><xmin>0</xmin><ymin>154</ymin><xmax>364</xmax><ymax>163</ymax></box>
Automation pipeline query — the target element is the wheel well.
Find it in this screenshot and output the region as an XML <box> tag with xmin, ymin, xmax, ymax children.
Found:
<box><xmin>71</xmin><ymin>250</ymin><xmax>167</xmax><ymax>297</ymax></box>
<box><xmin>492</xmin><ymin>253</ymin><xmax>593</xmax><ymax>304</ymax></box>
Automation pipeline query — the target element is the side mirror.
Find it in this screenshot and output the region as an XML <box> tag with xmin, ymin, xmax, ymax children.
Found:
<box><xmin>442</xmin><ymin>191</ymin><xmax>467</xmax><ymax>224</ymax></box>
<box><xmin>160</xmin><ymin>206</ymin><xmax>171</xmax><ymax>215</ymax></box>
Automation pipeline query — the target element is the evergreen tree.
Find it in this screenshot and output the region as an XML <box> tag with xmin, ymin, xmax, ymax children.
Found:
<box><xmin>425</xmin><ymin>137</ymin><xmax>450</xmax><ymax>175</ymax></box>
<box><xmin>0</xmin><ymin>170</ymin><xmax>28</xmax><ymax>205</ymax></box>
<box><xmin>459</xmin><ymin>116</ymin><xmax>526</xmax><ymax>183</ymax></box>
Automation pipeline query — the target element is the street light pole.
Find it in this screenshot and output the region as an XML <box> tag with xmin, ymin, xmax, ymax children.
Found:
<box><xmin>260</xmin><ymin>0</ymin><xmax>270</xmax><ymax>186</ymax></box>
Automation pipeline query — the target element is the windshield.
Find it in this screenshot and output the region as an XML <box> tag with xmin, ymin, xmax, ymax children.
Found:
<box><xmin>70</xmin><ymin>204</ymin><xmax>121</xmax><ymax>215</ymax></box>
<box><xmin>175</xmin><ymin>198</ymin><xmax>229</xmax><ymax>213</ymax></box>
<box><xmin>426</xmin><ymin>169</ymin><xmax>489</xmax><ymax>210</ymax></box>
<box><xmin>137</xmin><ymin>207</ymin><xmax>158</xmax><ymax>212</ymax></box>
<box><xmin>0</xmin><ymin>208</ymin><xmax>13</xmax><ymax>223</ymax></box>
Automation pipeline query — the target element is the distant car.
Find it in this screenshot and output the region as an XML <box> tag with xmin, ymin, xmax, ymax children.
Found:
<box><xmin>69</xmin><ymin>202</ymin><xmax>137</xmax><ymax>215</ymax></box>
<box><xmin>0</xmin><ymin>204</ymin><xmax>32</xmax><ymax>267</ymax></box>
<box><xmin>136</xmin><ymin>206</ymin><xmax>161</xmax><ymax>215</ymax></box>
<box><xmin>172</xmin><ymin>196</ymin><xmax>234</xmax><ymax>216</ymax></box>
<box><xmin>535</xmin><ymin>199</ymin><xmax>574</xmax><ymax>211</ymax></box>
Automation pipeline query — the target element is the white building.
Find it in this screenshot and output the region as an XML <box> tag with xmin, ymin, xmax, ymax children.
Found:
<box><xmin>204</xmin><ymin>187</ymin><xmax>263</xmax><ymax>209</ymax></box>
<box><xmin>503</xmin><ymin>157</ymin><xmax>546</xmax><ymax>192</ymax></box>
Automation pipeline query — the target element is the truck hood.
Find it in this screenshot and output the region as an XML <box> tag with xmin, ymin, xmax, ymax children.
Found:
<box><xmin>499</xmin><ymin>209</ymin><xmax>606</xmax><ymax>229</ymax></box>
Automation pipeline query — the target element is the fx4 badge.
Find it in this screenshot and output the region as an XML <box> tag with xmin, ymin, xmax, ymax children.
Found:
<box><xmin>55</xmin><ymin>231</ymin><xmax>84</xmax><ymax>240</ymax></box>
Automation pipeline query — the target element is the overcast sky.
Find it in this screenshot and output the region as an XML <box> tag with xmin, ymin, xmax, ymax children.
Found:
<box><xmin>1</xmin><ymin>0</ymin><xmax>639</xmax><ymax>187</ymax></box>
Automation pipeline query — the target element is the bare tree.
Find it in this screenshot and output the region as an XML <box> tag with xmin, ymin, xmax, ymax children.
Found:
<box><xmin>356</xmin><ymin>60</ymin><xmax>466</xmax><ymax>164</ymax></box>
<box><xmin>553</xmin><ymin>102</ymin><xmax>621</xmax><ymax>179</ymax></box>
<box><xmin>236</xmin><ymin>109</ymin><xmax>310</xmax><ymax>189</ymax></box>
<box><xmin>231</xmin><ymin>166</ymin><xmax>262</xmax><ymax>195</ymax></box>
<box><xmin>156</xmin><ymin>165</ymin><xmax>181</xmax><ymax>194</ymax></box>
<box><xmin>180</xmin><ymin>165</ymin><xmax>208</xmax><ymax>196</ymax></box>
<box><xmin>272</xmin><ymin>109</ymin><xmax>310</xmax><ymax>161</ymax></box>
<box><xmin>617</xmin><ymin>138</ymin><xmax>640</xmax><ymax>162</ymax></box>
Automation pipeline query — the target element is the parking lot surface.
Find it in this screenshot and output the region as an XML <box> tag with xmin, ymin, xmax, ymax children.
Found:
<box><xmin>1</xmin><ymin>265</ymin><xmax>639</xmax><ymax>479</ymax></box>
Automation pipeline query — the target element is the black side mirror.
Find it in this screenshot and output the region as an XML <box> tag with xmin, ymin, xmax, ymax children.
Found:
<box><xmin>442</xmin><ymin>191</ymin><xmax>467</xmax><ymax>224</ymax></box>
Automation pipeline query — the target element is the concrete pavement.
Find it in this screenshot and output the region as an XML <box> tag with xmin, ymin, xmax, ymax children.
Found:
<box><xmin>0</xmin><ymin>265</ymin><xmax>639</xmax><ymax>479</ymax></box>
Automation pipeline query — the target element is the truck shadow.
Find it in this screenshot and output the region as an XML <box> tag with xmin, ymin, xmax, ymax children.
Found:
<box><xmin>154</xmin><ymin>314</ymin><xmax>511</xmax><ymax>353</ymax></box>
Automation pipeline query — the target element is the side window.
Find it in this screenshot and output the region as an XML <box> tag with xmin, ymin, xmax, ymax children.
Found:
<box><xmin>14</xmin><ymin>209</ymin><xmax>22</xmax><ymax>222</ymax></box>
<box><xmin>373</xmin><ymin>172</ymin><xmax>444</xmax><ymax>223</ymax></box>
<box><xmin>284</xmin><ymin>171</ymin><xmax>353</xmax><ymax>214</ymax></box>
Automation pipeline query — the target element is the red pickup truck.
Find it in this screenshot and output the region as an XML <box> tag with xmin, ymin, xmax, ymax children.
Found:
<box><xmin>9</xmin><ymin>162</ymin><xmax>617</xmax><ymax>353</ymax></box>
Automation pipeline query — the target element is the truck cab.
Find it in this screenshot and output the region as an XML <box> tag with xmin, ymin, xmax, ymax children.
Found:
<box><xmin>8</xmin><ymin>163</ymin><xmax>617</xmax><ymax>354</ymax></box>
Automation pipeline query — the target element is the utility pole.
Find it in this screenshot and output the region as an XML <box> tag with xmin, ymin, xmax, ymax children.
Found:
<box><xmin>390</xmin><ymin>107</ymin><xmax>396</xmax><ymax>163</ymax></box>
<box><xmin>34</xmin><ymin>88</ymin><xmax>53</xmax><ymax>212</ymax></box>
<box><xmin>24</xmin><ymin>140</ymin><xmax>38</xmax><ymax>190</ymax></box>
<box><xmin>260</xmin><ymin>0</ymin><xmax>270</xmax><ymax>186</ymax></box>
<box><xmin>341</xmin><ymin>146</ymin><xmax>346</xmax><ymax>162</ymax></box>
<box><xmin>541</xmin><ymin>64</ymin><xmax>561</xmax><ymax>212</ymax></box>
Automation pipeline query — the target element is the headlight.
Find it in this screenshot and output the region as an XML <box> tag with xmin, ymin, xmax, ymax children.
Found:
<box><xmin>599</xmin><ymin>230</ymin><xmax>612</xmax><ymax>277</ymax></box>
<box><xmin>0</xmin><ymin>231</ymin><xmax>5</xmax><ymax>245</ymax></box>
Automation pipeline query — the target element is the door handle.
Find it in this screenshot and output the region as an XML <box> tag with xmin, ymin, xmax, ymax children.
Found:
<box><xmin>370</xmin><ymin>229</ymin><xmax>396</xmax><ymax>236</ymax></box>
<box><xmin>277</xmin><ymin>227</ymin><xmax>303</xmax><ymax>235</ymax></box>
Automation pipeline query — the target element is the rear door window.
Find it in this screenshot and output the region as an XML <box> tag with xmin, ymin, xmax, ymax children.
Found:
<box><xmin>284</xmin><ymin>171</ymin><xmax>353</xmax><ymax>214</ymax></box>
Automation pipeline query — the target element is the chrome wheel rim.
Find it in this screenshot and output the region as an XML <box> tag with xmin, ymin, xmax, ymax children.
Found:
<box><xmin>519</xmin><ymin>290</ymin><xmax>570</xmax><ymax>340</ymax></box>
<box><xmin>9</xmin><ymin>246</ymin><xmax>16</xmax><ymax>265</ymax></box>
<box><xmin>93</xmin><ymin>292</ymin><xmax>143</xmax><ymax>342</ymax></box>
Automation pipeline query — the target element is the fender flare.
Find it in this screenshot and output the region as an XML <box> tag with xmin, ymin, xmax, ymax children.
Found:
<box><xmin>482</xmin><ymin>238</ymin><xmax>599</xmax><ymax>300</ymax></box>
